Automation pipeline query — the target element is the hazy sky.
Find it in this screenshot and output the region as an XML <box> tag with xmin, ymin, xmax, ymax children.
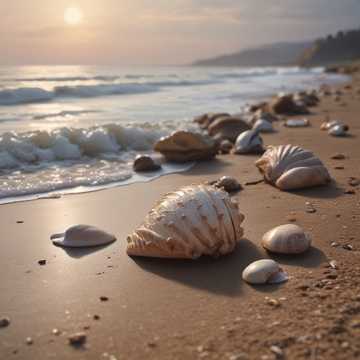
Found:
<box><xmin>1</xmin><ymin>0</ymin><xmax>360</xmax><ymax>65</ymax></box>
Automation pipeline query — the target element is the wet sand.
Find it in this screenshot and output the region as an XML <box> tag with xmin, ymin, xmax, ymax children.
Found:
<box><xmin>1</xmin><ymin>74</ymin><xmax>360</xmax><ymax>359</ymax></box>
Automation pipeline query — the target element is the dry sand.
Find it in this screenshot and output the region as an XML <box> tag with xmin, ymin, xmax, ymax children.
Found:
<box><xmin>0</xmin><ymin>74</ymin><xmax>360</xmax><ymax>360</ymax></box>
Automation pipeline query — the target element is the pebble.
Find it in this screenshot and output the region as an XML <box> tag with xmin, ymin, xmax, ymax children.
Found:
<box><xmin>93</xmin><ymin>314</ymin><xmax>101</xmax><ymax>320</ymax></box>
<box><xmin>265</xmin><ymin>298</ymin><xmax>280</xmax><ymax>308</ymax></box>
<box><xmin>331</xmin><ymin>242</ymin><xmax>339</xmax><ymax>247</ymax></box>
<box><xmin>305</xmin><ymin>202</ymin><xmax>316</xmax><ymax>213</ymax></box>
<box><xmin>38</xmin><ymin>259</ymin><xmax>46</xmax><ymax>266</ymax></box>
<box><xmin>270</xmin><ymin>345</ymin><xmax>284</xmax><ymax>358</ymax></box>
<box><xmin>329</xmin><ymin>260</ymin><xmax>338</xmax><ymax>269</ymax></box>
<box><xmin>0</xmin><ymin>317</ymin><xmax>10</xmax><ymax>328</ymax></box>
<box><xmin>344</xmin><ymin>189</ymin><xmax>356</xmax><ymax>195</ymax></box>
<box><xmin>68</xmin><ymin>332</ymin><xmax>87</xmax><ymax>347</ymax></box>
<box><xmin>349</xmin><ymin>177</ymin><xmax>360</xmax><ymax>187</ymax></box>
<box><xmin>342</xmin><ymin>244</ymin><xmax>353</xmax><ymax>251</ymax></box>
<box><xmin>52</xmin><ymin>328</ymin><xmax>61</xmax><ymax>336</ymax></box>
<box><xmin>16</xmin><ymin>220</ymin><xmax>24</xmax><ymax>224</ymax></box>
<box><xmin>25</xmin><ymin>337</ymin><xmax>33</xmax><ymax>345</ymax></box>
<box><xmin>331</xmin><ymin>153</ymin><xmax>346</xmax><ymax>160</ymax></box>
<box><xmin>100</xmin><ymin>296</ymin><xmax>109</xmax><ymax>302</ymax></box>
<box><xmin>228</xmin><ymin>353</ymin><xmax>249</xmax><ymax>360</ymax></box>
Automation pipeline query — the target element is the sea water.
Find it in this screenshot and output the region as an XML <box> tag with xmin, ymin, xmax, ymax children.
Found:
<box><xmin>0</xmin><ymin>65</ymin><xmax>348</xmax><ymax>203</ymax></box>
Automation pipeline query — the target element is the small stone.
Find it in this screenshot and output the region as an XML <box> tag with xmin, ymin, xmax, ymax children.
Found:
<box><xmin>38</xmin><ymin>259</ymin><xmax>46</xmax><ymax>265</ymax></box>
<box><xmin>266</xmin><ymin>298</ymin><xmax>280</xmax><ymax>307</ymax></box>
<box><xmin>344</xmin><ymin>189</ymin><xmax>356</xmax><ymax>195</ymax></box>
<box><xmin>68</xmin><ymin>332</ymin><xmax>87</xmax><ymax>347</ymax></box>
<box><xmin>331</xmin><ymin>242</ymin><xmax>339</xmax><ymax>247</ymax></box>
<box><xmin>0</xmin><ymin>317</ymin><xmax>10</xmax><ymax>328</ymax></box>
<box><xmin>305</xmin><ymin>202</ymin><xmax>316</xmax><ymax>213</ymax></box>
<box><xmin>270</xmin><ymin>345</ymin><xmax>283</xmax><ymax>358</ymax></box>
<box><xmin>133</xmin><ymin>155</ymin><xmax>161</xmax><ymax>172</ymax></box>
<box><xmin>93</xmin><ymin>314</ymin><xmax>100</xmax><ymax>320</ymax></box>
<box><xmin>100</xmin><ymin>296</ymin><xmax>109</xmax><ymax>302</ymax></box>
<box><xmin>342</xmin><ymin>244</ymin><xmax>353</xmax><ymax>251</ymax></box>
<box><xmin>349</xmin><ymin>178</ymin><xmax>360</xmax><ymax>187</ymax></box>
<box><xmin>331</xmin><ymin>153</ymin><xmax>346</xmax><ymax>160</ymax></box>
<box><xmin>26</xmin><ymin>337</ymin><xmax>33</xmax><ymax>345</ymax></box>
<box><xmin>334</xmin><ymin>166</ymin><xmax>344</xmax><ymax>170</ymax></box>
<box><xmin>16</xmin><ymin>220</ymin><xmax>24</xmax><ymax>224</ymax></box>
<box><xmin>228</xmin><ymin>353</ymin><xmax>248</xmax><ymax>360</ymax></box>
<box><xmin>329</xmin><ymin>260</ymin><xmax>338</xmax><ymax>269</ymax></box>
<box><xmin>52</xmin><ymin>328</ymin><xmax>61</xmax><ymax>336</ymax></box>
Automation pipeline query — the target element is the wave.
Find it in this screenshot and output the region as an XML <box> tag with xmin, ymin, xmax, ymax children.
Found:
<box><xmin>0</xmin><ymin>79</ymin><xmax>213</xmax><ymax>106</ymax></box>
<box><xmin>0</xmin><ymin>123</ymin><xmax>167</xmax><ymax>169</ymax></box>
<box><xmin>33</xmin><ymin>110</ymin><xmax>101</xmax><ymax>120</ymax></box>
<box><xmin>5</xmin><ymin>75</ymin><xmax>121</xmax><ymax>82</ymax></box>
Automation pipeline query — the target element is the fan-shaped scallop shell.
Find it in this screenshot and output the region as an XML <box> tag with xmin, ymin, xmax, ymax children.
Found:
<box><xmin>242</xmin><ymin>259</ymin><xmax>288</xmax><ymax>285</ymax></box>
<box><xmin>126</xmin><ymin>185</ymin><xmax>245</xmax><ymax>259</ymax></box>
<box><xmin>255</xmin><ymin>144</ymin><xmax>331</xmax><ymax>190</ymax></box>
<box><xmin>261</xmin><ymin>224</ymin><xmax>311</xmax><ymax>254</ymax></box>
<box><xmin>51</xmin><ymin>224</ymin><xmax>116</xmax><ymax>248</ymax></box>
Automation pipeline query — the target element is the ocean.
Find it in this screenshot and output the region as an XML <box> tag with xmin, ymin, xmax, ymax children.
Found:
<box><xmin>0</xmin><ymin>65</ymin><xmax>348</xmax><ymax>203</ymax></box>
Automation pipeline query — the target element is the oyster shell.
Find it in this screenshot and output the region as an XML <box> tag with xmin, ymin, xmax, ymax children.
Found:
<box><xmin>255</xmin><ymin>144</ymin><xmax>331</xmax><ymax>190</ymax></box>
<box><xmin>261</xmin><ymin>224</ymin><xmax>311</xmax><ymax>254</ymax></box>
<box><xmin>242</xmin><ymin>259</ymin><xmax>288</xmax><ymax>285</ymax></box>
<box><xmin>252</xmin><ymin>119</ymin><xmax>274</xmax><ymax>133</ymax></box>
<box><xmin>127</xmin><ymin>185</ymin><xmax>244</xmax><ymax>259</ymax></box>
<box><xmin>234</xmin><ymin>130</ymin><xmax>264</xmax><ymax>154</ymax></box>
<box><xmin>51</xmin><ymin>225</ymin><xmax>116</xmax><ymax>248</ymax></box>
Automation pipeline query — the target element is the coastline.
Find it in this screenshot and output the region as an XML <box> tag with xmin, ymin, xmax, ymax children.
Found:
<box><xmin>0</xmin><ymin>71</ymin><xmax>360</xmax><ymax>359</ymax></box>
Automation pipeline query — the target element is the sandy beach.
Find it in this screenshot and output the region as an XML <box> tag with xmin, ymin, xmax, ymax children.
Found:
<box><xmin>1</xmin><ymin>72</ymin><xmax>360</xmax><ymax>359</ymax></box>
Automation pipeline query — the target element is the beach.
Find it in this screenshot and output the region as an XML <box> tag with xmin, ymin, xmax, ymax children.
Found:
<box><xmin>1</xmin><ymin>72</ymin><xmax>360</xmax><ymax>360</ymax></box>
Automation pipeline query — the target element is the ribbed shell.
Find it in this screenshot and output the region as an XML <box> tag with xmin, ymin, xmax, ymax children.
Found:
<box><xmin>234</xmin><ymin>130</ymin><xmax>264</xmax><ymax>154</ymax></box>
<box><xmin>261</xmin><ymin>224</ymin><xmax>311</xmax><ymax>254</ymax></box>
<box><xmin>126</xmin><ymin>185</ymin><xmax>244</xmax><ymax>259</ymax></box>
<box><xmin>51</xmin><ymin>224</ymin><xmax>116</xmax><ymax>248</ymax></box>
<box><xmin>255</xmin><ymin>144</ymin><xmax>331</xmax><ymax>190</ymax></box>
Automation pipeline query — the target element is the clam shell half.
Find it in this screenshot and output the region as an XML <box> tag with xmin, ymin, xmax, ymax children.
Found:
<box><xmin>242</xmin><ymin>259</ymin><xmax>288</xmax><ymax>285</ymax></box>
<box><xmin>127</xmin><ymin>185</ymin><xmax>244</xmax><ymax>259</ymax></box>
<box><xmin>51</xmin><ymin>224</ymin><xmax>116</xmax><ymax>248</ymax></box>
<box><xmin>262</xmin><ymin>224</ymin><xmax>311</xmax><ymax>254</ymax></box>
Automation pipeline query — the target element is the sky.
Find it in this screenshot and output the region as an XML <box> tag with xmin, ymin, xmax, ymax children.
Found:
<box><xmin>1</xmin><ymin>0</ymin><xmax>360</xmax><ymax>65</ymax></box>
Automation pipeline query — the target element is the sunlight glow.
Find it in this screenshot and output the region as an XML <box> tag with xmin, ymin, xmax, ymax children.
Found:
<box><xmin>64</xmin><ymin>7</ymin><xmax>84</xmax><ymax>26</ymax></box>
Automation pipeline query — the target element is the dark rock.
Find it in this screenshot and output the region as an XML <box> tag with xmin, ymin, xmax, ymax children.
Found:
<box><xmin>207</xmin><ymin>116</ymin><xmax>250</xmax><ymax>142</ymax></box>
<box><xmin>133</xmin><ymin>155</ymin><xmax>161</xmax><ymax>172</ymax></box>
<box><xmin>193</xmin><ymin>113</ymin><xmax>229</xmax><ymax>129</ymax></box>
<box><xmin>0</xmin><ymin>317</ymin><xmax>10</xmax><ymax>328</ymax></box>
<box><xmin>154</xmin><ymin>131</ymin><xmax>218</xmax><ymax>163</ymax></box>
<box><xmin>331</xmin><ymin>153</ymin><xmax>346</xmax><ymax>160</ymax></box>
<box><xmin>38</xmin><ymin>259</ymin><xmax>46</xmax><ymax>266</ymax></box>
<box><xmin>68</xmin><ymin>332</ymin><xmax>87</xmax><ymax>347</ymax></box>
<box><xmin>214</xmin><ymin>176</ymin><xmax>242</xmax><ymax>193</ymax></box>
<box><xmin>271</xmin><ymin>94</ymin><xmax>309</xmax><ymax>115</ymax></box>
<box><xmin>100</xmin><ymin>296</ymin><xmax>109</xmax><ymax>302</ymax></box>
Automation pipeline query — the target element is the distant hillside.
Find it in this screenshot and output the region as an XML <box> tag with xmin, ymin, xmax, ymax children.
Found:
<box><xmin>192</xmin><ymin>41</ymin><xmax>312</xmax><ymax>67</ymax></box>
<box><xmin>299</xmin><ymin>28</ymin><xmax>360</xmax><ymax>66</ymax></box>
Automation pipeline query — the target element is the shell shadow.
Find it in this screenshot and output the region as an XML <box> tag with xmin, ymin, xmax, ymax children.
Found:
<box><xmin>181</xmin><ymin>158</ymin><xmax>232</xmax><ymax>176</ymax></box>
<box><xmin>268</xmin><ymin>246</ymin><xmax>327</xmax><ymax>268</ymax></box>
<box><xmin>287</xmin><ymin>181</ymin><xmax>344</xmax><ymax>199</ymax></box>
<box><xmin>54</xmin><ymin>244</ymin><xmax>112</xmax><ymax>259</ymax></box>
<box><xmin>132</xmin><ymin>238</ymin><xmax>262</xmax><ymax>297</ymax></box>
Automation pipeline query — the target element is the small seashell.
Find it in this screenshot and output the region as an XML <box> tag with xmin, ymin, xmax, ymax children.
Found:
<box><xmin>328</xmin><ymin>124</ymin><xmax>349</xmax><ymax>137</ymax></box>
<box><xmin>284</xmin><ymin>118</ymin><xmax>309</xmax><ymax>127</ymax></box>
<box><xmin>261</xmin><ymin>224</ymin><xmax>311</xmax><ymax>254</ymax></box>
<box><xmin>255</xmin><ymin>144</ymin><xmax>331</xmax><ymax>190</ymax></box>
<box><xmin>234</xmin><ymin>130</ymin><xmax>264</xmax><ymax>154</ymax></box>
<box><xmin>320</xmin><ymin>119</ymin><xmax>341</xmax><ymax>130</ymax></box>
<box><xmin>242</xmin><ymin>259</ymin><xmax>288</xmax><ymax>285</ymax></box>
<box><xmin>127</xmin><ymin>185</ymin><xmax>245</xmax><ymax>259</ymax></box>
<box><xmin>51</xmin><ymin>225</ymin><xmax>116</xmax><ymax>248</ymax></box>
<box><xmin>252</xmin><ymin>119</ymin><xmax>274</xmax><ymax>133</ymax></box>
<box><xmin>213</xmin><ymin>176</ymin><xmax>242</xmax><ymax>193</ymax></box>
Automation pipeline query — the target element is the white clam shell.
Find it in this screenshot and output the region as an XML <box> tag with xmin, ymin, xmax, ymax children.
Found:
<box><xmin>255</xmin><ymin>144</ymin><xmax>331</xmax><ymax>190</ymax></box>
<box><xmin>252</xmin><ymin>119</ymin><xmax>274</xmax><ymax>133</ymax></box>
<box><xmin>234</xmin><ymin>130</ymin><xmax>264</xmax><ymax>154</ymax></box>
<box><xmin>127</xmin><ymin>185</ymin><xmax>244</xmax><ymax>259</ymax></box>
<box><xmin>242</xmin><ymin>259</ymin><xmax>288</xmax><ymax>285</ymax></box>
<box><xmin>284</xmin><ymin>119</ymin><xmax>309</xmax><ymax>127</ymax></box>
<box><xmin>261</xmin><ymin>224</ymin><xmax>311</xmax><ymax>254</ymax></box>
<box><xmin>51</xmin><ymin>225</ymin><xmax>116</xmax><ymax>248</ymax></box>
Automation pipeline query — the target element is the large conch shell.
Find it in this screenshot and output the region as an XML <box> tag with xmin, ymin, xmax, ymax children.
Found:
<box><xmin>51</xmin><ymin>225</ymin><xmax>116</xmax><ymax>248</ymax></box>
<box><xmin>255</xmin><ymin>144</ymin><xmax>331</xmax><ymax>190</ymax></box>
<box><xmin>126</xmin><ymin>185</ymin><xmax>244</xmax><ymax>259</ymax></box>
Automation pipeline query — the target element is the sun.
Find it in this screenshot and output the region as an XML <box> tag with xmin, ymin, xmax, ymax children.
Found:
<box><xmin>64</xmin><ymin>7</ymin><xmax>83</xmax><ymax>26</ymax></box>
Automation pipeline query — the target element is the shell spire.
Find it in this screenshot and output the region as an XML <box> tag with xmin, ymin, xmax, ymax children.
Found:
<box><xmin>126</xmin><ymin>185</ymin><xmax>245</xmax><ymax>259</ymax></box>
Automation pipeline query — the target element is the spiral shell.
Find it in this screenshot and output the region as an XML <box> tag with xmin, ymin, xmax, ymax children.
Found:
<box><xmin>234</xmin><ymin>130</ymin><xmax>264</xmax><ymax>154</ymax></box>
<box><xmin>51</xmin><ymin>225</ymin><xmax>116</xmax><ymax>248</ymax></box>
<box><xmin>126</xmin><ymin>185</ymin><xmax>245</xmax><ymax>259</ymax></box>
<box><xmin>255</xmin><ymin>144</ymin><xmax>331</xmax><ymax>190</ymax></box>
<box><xmin>242</xmin><ymin>259</ymin><xmax>288</xmax><ymax>285</ymax></box>
<box><xmin>261</xmin><ymin>224</ymin><xmax>311</xmax><ymax>254</ymax></box>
